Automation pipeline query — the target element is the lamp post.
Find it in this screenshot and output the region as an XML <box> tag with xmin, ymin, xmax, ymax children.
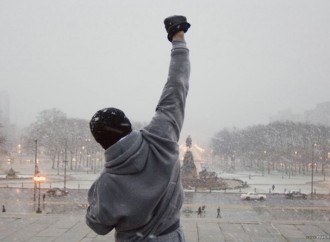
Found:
<box><xmin>288</xmin><ymin>163</ymin><xmax>291</xmax><ymax>179</ymax></box>
<box><xmin>81</xmin><ymin>146</ymin><xmax>85</xmax><ymax>167</ymax></box>
<box><xmin>249</xmin><ymin>159</ymin><xmax>252</xmax><ymax>179</ymax></box>
<box><xmin>34</xmin><ymin>140</ymin><xmax>39</xmax><ymax>202</ymax></box>
<box><xmin>294</xmin><ymin>151</ymin><xmax>297</xmax><ymax>174</ymax></box>
<box><xmin>63</xmin><ymin>139</ymin><xmax>68</xmax><ymax>191</ymax></box>
<box><xmin>33</xmin><ymin>175</ymin><xmax>46</xmax><ymax>213</ymax></box>
<box><xmin>326</xmin><ymin>152</ymin><xmax>330</xmax><ymax>181</ymax></box>
<box><xmin>85</xmin><ymin>138</ymin><xmax>91</xmax><ymax>167</ymax></box>
<box><xmin>95</xmin><ymin>158</ymin><xmax>99</xmax><ymax>173</ymax></box>
<box><xmin>17</xmin><ymin>144</ymin><xmax>22</xmax><ymax>163</ymax></box>
<box><xmin>311</xmin><ymin>143</ymin><xmax>316</xmax><ymax>199</ymax></box>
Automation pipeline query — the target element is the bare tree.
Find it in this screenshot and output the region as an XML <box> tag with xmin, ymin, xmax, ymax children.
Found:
<box><xmin>210</xmin><ymin>121</ymin><xmax>330</xmax><ymax>176</ymax></box>
<box><xmin>0</xmin><ymin>123</ymin><xmax>7</xmax><ymax>156</ymax></box>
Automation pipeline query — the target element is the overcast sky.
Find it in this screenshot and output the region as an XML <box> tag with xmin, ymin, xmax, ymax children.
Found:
<box><xmin>1</xmin><ymin>0</ymin><xmax>330</xmax><ymax>145</ymax></box>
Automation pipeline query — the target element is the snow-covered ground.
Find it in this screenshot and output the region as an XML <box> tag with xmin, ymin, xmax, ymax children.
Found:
<box><xmin>0</xmin><ymin>161</ymin><xmax>99</xmax><ymax>190</ymax></box>
<box><xmin>1</xmin><ymin>161</ymin><xmax>330</xmax><ymax>195</ymax></box>
<box><xmin>219</xmin><ymin>170</ymin><xmax>330</xmax><ymax>195</ymax></box>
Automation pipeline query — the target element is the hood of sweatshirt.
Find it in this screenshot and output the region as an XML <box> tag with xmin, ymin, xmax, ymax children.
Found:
<box><xmin>103</xmin><ymin>130</ymin><xmax>149</xmax><ymax>175</ymax></box>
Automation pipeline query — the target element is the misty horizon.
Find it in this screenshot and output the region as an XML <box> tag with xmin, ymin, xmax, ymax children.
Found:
<box><xmin>2</xmin><ymin>95</ymin><xmax>329</xmax><ymax>146</ymax></box>
<box><xmin>1</xmin><ymin>0</ymin><xmax>330</xmax><ymax>145</ymax></box>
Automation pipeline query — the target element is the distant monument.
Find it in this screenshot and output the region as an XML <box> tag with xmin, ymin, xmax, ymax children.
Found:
<box><xmin>5</xmin><ymin>168</ymin><xmax>18</xmax><ymax>179</ymax></box>
<box><xmin>186</xmin><ymin>135</ymin><xmax>192</xmax><ymax>149</ymax></box>
<box><xmin>199</xmin><ymin>169</ymin><xmax>218</xmax><ymax>184</ymax></box>
<box><xmin>181</xmin><ymin>150</ymin><xmax>198</xmax><ymax>179</ymax></box>
<box><xmin>181</xmin><ymin>135</ymin><xmax>197</xmax><ymax>179</ymax></box>
<box><xmin>181</xmin><ymin>135</ymin><xmax>245</xmax><ymax>190</ymax></box>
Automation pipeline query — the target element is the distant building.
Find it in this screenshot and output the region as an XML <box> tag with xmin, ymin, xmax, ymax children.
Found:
<box><xmin>305</xmin><ymin>102</ymin><xmax>330</xmax><ymax>126</ymax></box>
<box><xmin>269</xmin><ymin>109</ymin><xmax>304</xmax><ymax>123</ymax></box>
<box><xmin>270</xmin><ymin>101</ymin><xmax>330</xmax><ymax>126</ymax></box>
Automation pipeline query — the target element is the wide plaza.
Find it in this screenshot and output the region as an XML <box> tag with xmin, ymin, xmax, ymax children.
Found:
<box><xmin>1</xmin><ymin>161</ymin><xmax>330</xmax><ymax>241</ymax></box>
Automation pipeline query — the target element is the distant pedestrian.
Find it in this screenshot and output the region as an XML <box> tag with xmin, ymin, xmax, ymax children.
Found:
<box><xmin>272</xmin><ymin>184</ymin><xmax>275</xmax><ymax>191</ymax></box>
<box><xmin>217</xmin><ymin>206</ymin><xmax>221</xmax><ymax>218</ymax></box>
<box><xmin>2</xmin><ymin>205</ymin><xmax>6</xmax><ymax>213</ymax></box>
<box><xmin>201</xmin><ymin>205</ymin><xmax>206</xmax><ymax>217</ymax></box>
<box><xmin>197</xmin><ymin>207</ymin><xmax>202</xmax><ymax>217</ymax></box>
<box><xmin>43</xmin><ymin>193</ymin><xmax>46</xmax><ymax>202</ymax></box>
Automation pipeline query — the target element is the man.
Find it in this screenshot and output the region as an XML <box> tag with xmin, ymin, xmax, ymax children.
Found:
<box><xmin>86</xmin><ymin>15</ymin><xmax>191</xmax><ymax>241</ymax></box>
<box><xmin>217</xmin><ymin>206</ymin><xmax>221</xmax><ymax>219</ymax></box>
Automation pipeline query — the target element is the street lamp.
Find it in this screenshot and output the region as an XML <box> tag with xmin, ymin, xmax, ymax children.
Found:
<box><xmin>63</xmin><ymin>140</ymin><xmax>68</xmax><ymax>191</ymax></box>
<box><xmin>17</xmin><ymin>144</ymin><xmax>22</xmax><ymax>163</ymax></box>
<box><xmin>264</xmin><ymin>150</ymin><xmax>270</xmax><ymax>175</ymax></box>
<box><xmin>33</xmin><ymin>175</ymin><xmax>46</xmax><ymax>213</ymax></box>
<box><xmin>288</xmin><ymin>163</ymin><xmax>291</xmax><ymax>179</ymax></box>
<box><xmin>72</xmin><ymin>158</ymin><xmax>76</xmax><ymax>169</ymax></box>
<box><xmin>81</xmin><ymin>146</ymin><xmax>85</xmax><ymax>167</ymax></box>
<box><xmin>294</xmin><ymin>151</ymin><xmax>297</xmax><ymax>174</ymax></box>
<box><xmin>311</xmin><ymin>143</ymin><xmax>317</xmax><ymax>199</ymax></box>
<box><xmin>34</xmin><ymin>140</ymin><xmax>39</xmax><ymax>202</ymax></box>
<box><xmin>310</xmin><ymin>161</ymin><xmax>316</xmax><ymax>199</ymax></box>
<box><xmin>85</xmin><ymin>139</ymin><xmax>91</xmax><ymax>167</ymax></box>
<box><xmin>95</xmin><ymin>158</ymin><xmax>99</xmax><ymax>173</ymax></box>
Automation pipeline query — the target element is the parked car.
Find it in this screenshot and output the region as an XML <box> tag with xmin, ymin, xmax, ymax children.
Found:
<box><xmin>46</xmin><ymin>187</ymin><xmax>69</xmax><ymax>197</ymax></box>
<box><xmin>284</xmin><ymin>190</ymin><xmax>307</xmax><ymax>199</ymax></box>
<box><xmin>240</xmin><ymin>192</ymin><xmax>266</xmax><ymax>201</ymax></box>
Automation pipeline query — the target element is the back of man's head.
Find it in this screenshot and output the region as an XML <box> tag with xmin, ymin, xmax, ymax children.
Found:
<box><xmin>90</xmin><ymin>107</ymin><xmax>132</xmax><ymax>150</ymax></box>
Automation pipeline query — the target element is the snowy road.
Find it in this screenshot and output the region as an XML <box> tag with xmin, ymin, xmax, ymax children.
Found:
<box><xmin>1</xmin><ymin>187</ymin><xmax>330</xmax><ymax>223</ymax></box>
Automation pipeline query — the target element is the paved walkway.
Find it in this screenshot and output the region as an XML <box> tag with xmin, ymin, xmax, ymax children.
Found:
<box><xmin>1</xmin><ymin>163</ymin><xmax>330</xmax><ymax>241</ymax></box>
<box><xmin>1</xmin><ymin>213</ymin><xmax>330</xmax><ymax>242</ymax></box>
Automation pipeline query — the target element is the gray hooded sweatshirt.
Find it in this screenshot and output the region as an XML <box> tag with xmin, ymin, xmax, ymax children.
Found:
<box><xmin>86</xmin><ymin>40</ymin><xmax>190</xmax><ymax>241</ymax></box>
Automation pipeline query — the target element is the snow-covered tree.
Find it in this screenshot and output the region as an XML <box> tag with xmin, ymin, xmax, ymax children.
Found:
<box><xmin>210</xmin><ymin>121</ymin><xmax>330</xmax><ymax>175</ymax></box>
<box><xmin>0</xmin><ymin>123</ymin><xmax>7</xmax><ymax>156</ymax></box>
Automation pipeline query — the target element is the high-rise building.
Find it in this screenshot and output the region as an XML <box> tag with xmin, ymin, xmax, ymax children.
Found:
<box><xmin>269</xmin><ymin>101</ymin><xmax>330</xmax><ymax>126</ymax></box>
<box><xmin>305</xmin><ymin>102</ymin><xmax>330</xmax><ymax>126</ymax></box>
<box><xmin>269</xmin><ymin>109</ymin><xmax>304</xmax><ymax>123</ymax></box>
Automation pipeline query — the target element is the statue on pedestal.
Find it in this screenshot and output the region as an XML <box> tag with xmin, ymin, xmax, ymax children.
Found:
<box><xmin>186</xmin><ymin>135</ymin><xmax>192</xmax><ymax>149</ymax></box>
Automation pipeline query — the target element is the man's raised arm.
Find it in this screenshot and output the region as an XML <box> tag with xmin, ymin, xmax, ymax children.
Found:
<box><xmin>144</xmin><ymin>16</ymin><xmax>191</xmax><ymax>142</ymax></box>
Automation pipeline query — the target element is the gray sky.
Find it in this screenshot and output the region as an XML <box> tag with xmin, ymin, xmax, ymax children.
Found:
<box><xmin>1</xmin><ymin>0</ymin><xmax>330</xmax><ymax>145</ymax></box>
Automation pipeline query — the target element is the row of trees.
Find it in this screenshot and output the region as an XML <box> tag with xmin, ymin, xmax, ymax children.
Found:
<box><xmin>210</xmin><ymin>121</ymin><xmax>330</xmax><ymax>176</ymax></box>
<box><xmin>0</xmin><ymin>124</ymin><xmax>6</xmax><ymax>156</ymax></box>
<box><xmin>22</xmin><ymin>109</ymin><xmax>102</xmax><ymax>171</ymax></box>
<box><xmin>6</xmin><ymin>108</ymin><xmax>330</xmax><ymax>178</ymax></box>
<box><xmin>21</xmin><ymin>108</ymin><xmax>147</xmax><ymax>172</ymax></box>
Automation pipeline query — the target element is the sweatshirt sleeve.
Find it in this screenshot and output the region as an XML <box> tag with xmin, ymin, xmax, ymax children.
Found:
<box><xmin>85</xmin><ymin>179</ymin><xmax>115</xmax><ymax>235</ymax></box>
<box><xmin>144</xmin><ymin>40</ymin><xmax>190</xmax><ymax>142</ymax></box>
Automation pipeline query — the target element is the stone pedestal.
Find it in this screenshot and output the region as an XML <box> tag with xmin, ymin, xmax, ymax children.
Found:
<box><xmin>181</xmin><ymin>150</ymin><xmax>197</xmax><ymax>179</ymax></box>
